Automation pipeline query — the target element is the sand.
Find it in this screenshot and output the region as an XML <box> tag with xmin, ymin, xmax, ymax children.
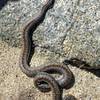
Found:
<box><xmin>0</xmin><ymin>40</ymin><xmax>100</xmax><ymax>100</ymax></box>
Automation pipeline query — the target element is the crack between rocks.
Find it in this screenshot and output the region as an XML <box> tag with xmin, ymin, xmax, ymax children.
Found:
<box><xmin>37</xmin><ymin>45</ymin><xmax>66</xmax><ymax>58</ymax></box>
<box><xmin>60</xmin><ymin>0</ymin><xmax>81</xmax><ymax>46</ymax></box>
<box><xmin>36</xmin><ymin>0</ymin><xmax>81</xmax><ymax>59</ymax></box>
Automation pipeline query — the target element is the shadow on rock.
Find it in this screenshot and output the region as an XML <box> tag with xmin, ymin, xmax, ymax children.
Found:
<box><xmin>0</xmin><ymin>0</ymin><xmax>19</xmax><ymax>10</ymax></box>
<box><xmin>18</xmin><ymin>89</ymin><xmax>35</xmax><ymax>100</ymax></box>
<box><xmin>63</xmin><ymin>58</ymin><xmax>100</xmax><ymax>77</ymax></box>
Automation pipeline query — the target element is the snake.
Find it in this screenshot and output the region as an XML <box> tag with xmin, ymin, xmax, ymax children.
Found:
<box><xmin>19</xmin><ymin>0</ymin><xmax>74</xmax><ymax>99</ymax></box>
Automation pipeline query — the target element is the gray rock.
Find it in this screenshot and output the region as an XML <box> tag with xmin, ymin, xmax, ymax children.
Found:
<box><xmin>0</xmin><ymin>0</ymin><xmax>100</xmax><ymax>69</ymax></box>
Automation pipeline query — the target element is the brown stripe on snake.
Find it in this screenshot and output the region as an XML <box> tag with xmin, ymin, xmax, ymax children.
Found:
<box><xmin>19</xmin><ymin>0</ymin><xmax>75</xmax><ymax>99</ymax></box>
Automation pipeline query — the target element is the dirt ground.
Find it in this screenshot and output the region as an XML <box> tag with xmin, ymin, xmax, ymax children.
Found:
<box><xmin>0</xmin><ymin>40</ymin><xmax>100</xmax><ymax>100</ymax></box>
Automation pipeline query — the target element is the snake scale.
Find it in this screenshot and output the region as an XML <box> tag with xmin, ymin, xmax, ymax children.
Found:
<box><xmin>20</xmin><ymin>0</ymin><xmax>75</xmax><ymax>99</ymax></box>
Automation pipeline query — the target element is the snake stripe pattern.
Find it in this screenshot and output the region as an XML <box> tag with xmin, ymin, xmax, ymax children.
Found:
<box><xmin>19</xmin><ymin>0</ymin><xmax>75</xmax><ymax>99</ymax></box>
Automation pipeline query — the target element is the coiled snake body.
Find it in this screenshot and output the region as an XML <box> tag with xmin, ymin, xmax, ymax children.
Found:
<box><xmin>20</xmin><ymin>0</ymin><xmax>74</xmax><ymax>99</ymax></box>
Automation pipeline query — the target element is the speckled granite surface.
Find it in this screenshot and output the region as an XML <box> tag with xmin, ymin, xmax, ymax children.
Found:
<box><xmin>0</xmin><ymin>0</ymin><xmax>100</xmax><ymax>69</ymax></box>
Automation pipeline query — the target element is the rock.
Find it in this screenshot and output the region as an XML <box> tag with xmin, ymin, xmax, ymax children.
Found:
<box><xmin>0</xmin><ymin>0</ymin><xmax>100</xmax><ymax>69</ymax></box>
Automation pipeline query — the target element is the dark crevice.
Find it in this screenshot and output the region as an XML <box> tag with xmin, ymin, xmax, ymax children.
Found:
<box><xmin>0</xmin><ymin>0</ymin><xmax>7</xmax><ymax>10</ymax></box>
<box><xmin>0</xmin><ymin>0</ymin><xmax>19</xmax><ymax>10</ymax></box>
